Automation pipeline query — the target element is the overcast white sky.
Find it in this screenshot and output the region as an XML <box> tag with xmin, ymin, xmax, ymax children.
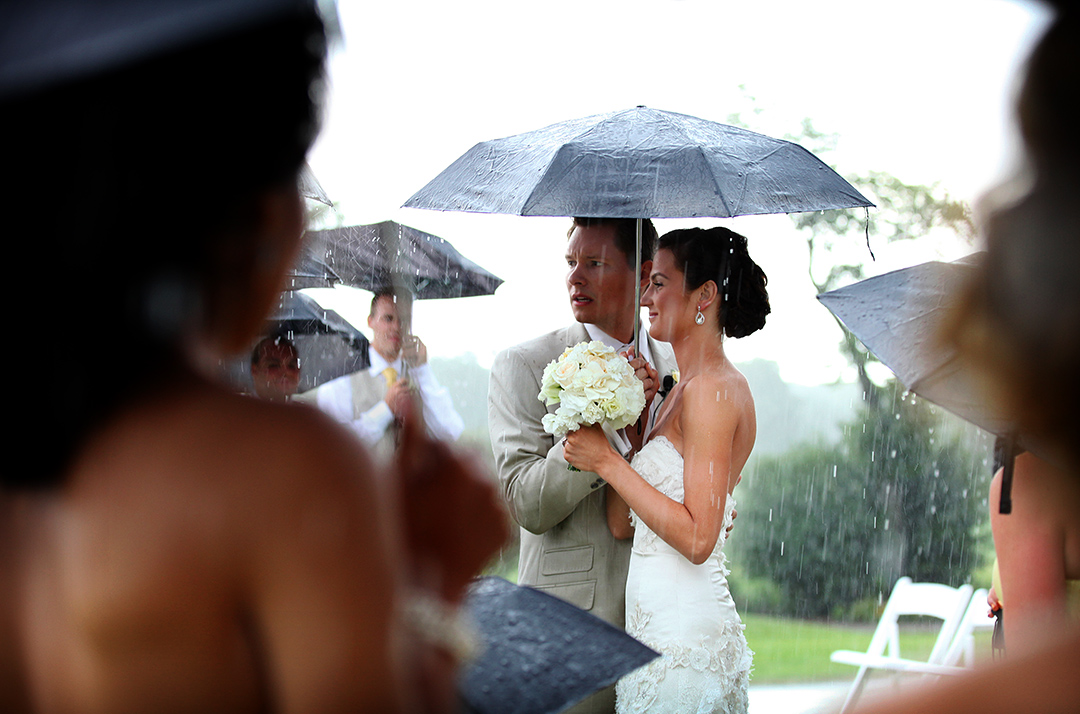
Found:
<box><xmin>304</xmin><ymin>0</ymin><xmax>1051</xmax><ymax>385</ymax></box>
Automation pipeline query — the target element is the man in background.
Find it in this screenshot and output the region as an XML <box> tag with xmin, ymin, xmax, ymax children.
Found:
<box><xmin>300</xmin><ymin>288</ymin><xmax>464</xmax><ymax>460</ymax></box>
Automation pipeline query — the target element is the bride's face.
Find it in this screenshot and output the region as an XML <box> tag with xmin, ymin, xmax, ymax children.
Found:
<box><xmin>642</xmin><ymin>248</ymin><xmax>695</xmax><ymax>343</ymax></box>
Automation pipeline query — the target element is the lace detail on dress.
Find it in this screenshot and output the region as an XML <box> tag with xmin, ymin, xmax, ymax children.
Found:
<box><xmin>619</xmin><ymin>603</ymin><xmax>753</xmax><ymax>714</ymax></box>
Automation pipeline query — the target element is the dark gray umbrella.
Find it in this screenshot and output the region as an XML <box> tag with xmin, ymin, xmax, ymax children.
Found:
<box><xmin>816</xmin><ymin>255</ymin><xmax>1051</xmax><ymax>512</ymax></box>
<box><xmin>459</xmin><ymin>577</ymin><xmax>658</xmax><ymax>714</ymax></box>
<box><xmin>299</xmin><ymin>163</ymin><xmax>332</xmax><ymax>207</ymax></box>
<box><xmin>404</xmin><ymin>106</ymin><xmax>872</xmax><ymax>219</ymax></box>
<box><xmin>404</xmin><ymin>106</ymin><xmax>872</xmax><ymax>350</ymax></box>
<box><xmin>284</xmin><ymin>250</ymin><xmax>341</xmax><ymax>291</ymax></box>
<box><xmin>302</xmin><ymin>221</ymin><xmax>503</xmax><ymax>300</ymax></box>
<box><xmin>816</xmin><ymin>255</ymin><xmax>1010</xmax><ymax>436</ymax></box>
<box><xmin>219</xmin><ymin>291</ymin><xmax>370</xmax><ymax>394</ymax></box>
<box><xmin>286</xmin><ymin>166</ymin><xmax>342</xmax><ymax>290</ymax></box>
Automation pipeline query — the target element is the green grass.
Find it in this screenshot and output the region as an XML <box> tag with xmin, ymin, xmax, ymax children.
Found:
<box><xmin>744</xmin><ymin>614</ymin><xmax>994</xmax><ymax>684</ymax></box>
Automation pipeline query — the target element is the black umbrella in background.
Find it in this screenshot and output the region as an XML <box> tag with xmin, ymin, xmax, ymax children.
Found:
<box><xmin>459</xmin><ymin>577</ymin><xmax>658</xmax><ymax>714</ymax></box>
<box><xmin>218</xmin><ymin>291</ymin><xmax>370</xmax><ymax>394</ymax></box>
<box><xmin>302</xmin><ymin>221</ymin><xmax>504</xmax><ymax>299</ymax></box>
<box><xmin>299</xmin><ymin>163</ymin><xmax>332</xmax><ymax>207</ymax></box>
<box><xmin>287</xmin><ymin>165</ymin><xmax>343</xmax><ymax>290</ymax></box>
<box><xmin>404</xmin><ymin>105</ymin><xmax>873</xmax><ymax>351</ymax></box>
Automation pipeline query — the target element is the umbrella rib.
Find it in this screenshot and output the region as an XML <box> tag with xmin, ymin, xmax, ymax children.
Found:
<box><xmin>696</xmin><ymin>144</ymin><xmax>734</xmax><ymax>217</ymax></box>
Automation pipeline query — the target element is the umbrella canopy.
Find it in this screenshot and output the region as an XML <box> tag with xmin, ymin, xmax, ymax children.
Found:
<box><xmin>404</xmin><ymin>106</ymin><xmax>873</xmax><ymax>219</ymax></box>
<box><xmin>302</xmin><ymin>221</ymin><xmax>503</xmax><ymax>300</ymax></box>
<box><xmin>815</xmin><ymin>255</ymin><xmax>1017</xmax><ymax>436</ymax></box>
<box><xmin>459</xmin><ymin>577</ymin><xmax>658</xmax><ymax>714</ymax></box>
<box><xmin>283</xmin><ymin>250</ymin><xmax>341</xmax><ymax>291</ymax></box>
<box><xmin>299</xmin><ymin>163</ymin><xmax>332</xmax><ymax>207</ymax></box>
<box><xmin>816</xmin><ymin>254</ymin><xmax>1059</xmax><ymax>512</ymax></box>
<box><xmin>218</xmin><ymin>291</ymin><xmax>370</xmax><ymax>394</ymax></box>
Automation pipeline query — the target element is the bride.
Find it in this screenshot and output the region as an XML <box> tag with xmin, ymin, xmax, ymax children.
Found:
<box><xmin>564</xmin><ymin>226</ymin><xmax>769</xmax><ymax>714</ymax></box>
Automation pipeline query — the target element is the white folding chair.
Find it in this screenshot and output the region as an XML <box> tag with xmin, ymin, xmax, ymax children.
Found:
<box><xmin>830</xmin><ymin>576</ymin><xmax>975</xmax><ymax>713</ymax></box>
<box><xmin>939</xmin><ymin>587</ymin><xmax>994</xmax><ymax>668</ymax></box>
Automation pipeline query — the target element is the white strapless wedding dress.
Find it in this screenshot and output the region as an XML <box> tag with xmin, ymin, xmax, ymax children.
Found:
<box><xmin>616</xmin><ymin>436</ymin><xmax>752</xmax><ymax>714</ymax></box>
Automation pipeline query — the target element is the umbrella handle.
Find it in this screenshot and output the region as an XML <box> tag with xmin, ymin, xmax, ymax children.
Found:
<box><xmin>632</xmin><ymin>218</ymin><xmax>642</xmax><ymax>355</ymax></box>
<box><xmin>999</xmin><ymin>435</ymin><xmax>1016</xmax><ymax>515</ymax></box>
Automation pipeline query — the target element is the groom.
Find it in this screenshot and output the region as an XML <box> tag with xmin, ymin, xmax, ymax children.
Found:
<box><xmin>488</xmin><ymin>217</ymin><xmax>676</xmax><ymax>714</ymax></box>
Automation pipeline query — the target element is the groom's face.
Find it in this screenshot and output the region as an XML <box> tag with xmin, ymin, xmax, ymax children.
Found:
<box><xmin>565</xmin><ymin>224</ymin><xmax>638</xmax><ymax>339</ymax></box>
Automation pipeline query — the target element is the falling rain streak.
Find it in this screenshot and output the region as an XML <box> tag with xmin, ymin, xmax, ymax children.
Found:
<box><xmin>729</xmin><ymin>382</ymin><xmax>992</xmax><ymax>620</ymax></box>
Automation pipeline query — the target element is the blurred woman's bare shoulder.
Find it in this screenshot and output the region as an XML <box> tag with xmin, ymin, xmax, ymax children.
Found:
<box><xmin>42</xmin><ymin>378</ymin><xmax>403</xmax><ymax>713</ymax></box>
<box><xmin>81</xmin><ymin>377</ymin><xmax>377</xmax><ymax>497</ymax></box>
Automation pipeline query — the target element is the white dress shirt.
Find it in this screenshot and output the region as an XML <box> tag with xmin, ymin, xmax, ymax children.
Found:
<box><xmin>314</xmin><ymin>351</ymin><xmax>464</xmax><ymax>445</ymax></box>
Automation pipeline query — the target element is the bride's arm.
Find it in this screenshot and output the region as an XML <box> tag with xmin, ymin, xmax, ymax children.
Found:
<box><xmin>564</xmin><ymin>377</ymin><xmax>737</xmax><ymax>564</ymax></box>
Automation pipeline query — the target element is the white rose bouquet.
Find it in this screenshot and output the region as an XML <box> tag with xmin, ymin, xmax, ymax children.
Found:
<box><xmin>537</xmin><ymin>341</ymin><xmax>646</xmax><ymax>440</ymax></box>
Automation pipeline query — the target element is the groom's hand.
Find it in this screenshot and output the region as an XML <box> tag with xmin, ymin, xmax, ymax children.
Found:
<box><xmin>621</xmin><ymin>347</ymin><xmax>659</xmax><ymax>406</ymax></box>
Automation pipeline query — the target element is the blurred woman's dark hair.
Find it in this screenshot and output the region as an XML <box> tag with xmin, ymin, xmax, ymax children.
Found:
<box><xmin>658</xmin><ymin>227</ymin><xmax>770</xmax><ymax>338</ymax></box>
<box><xmin>7</xmin><ymin>7</ymin><xmax>326</xmax><ymax>489</ymax></box>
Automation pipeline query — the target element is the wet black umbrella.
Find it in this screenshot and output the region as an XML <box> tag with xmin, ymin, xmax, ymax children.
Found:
<box><xmin>219</xmin><ymin>291</ymin><xmax>370</xmax><ymax>394</ymax></box>
<box><xmin>817</xmin><ymin>256</ymin><xmax>1006</xmax><ymax>434</ymax></box>
<box><xmin>286</xmin><ymin>165</ymin><xmax>343</xmax><ymax>290</ymax></box>
<box><xmin>302</xmin><ymin>221</ymin><xmax>503</xmax><ymax>299</ymax></box>
<box><xmin>817</xmin><ymin>255</ymin><xmax>1051</xmax><ymax>512</ymax></box>
<box><xmin>459</xmin><ymin>577</ymin><xmax>658</xmax><ymax>714</ymax></box>
<box><xmin>299</xmin><ymin>163</ymin><xmax>332</xmax><ymax>207</ymax></box>
<box><xmin>284</xmin><ymin>250</ymin><xmax>342</xmax><ymax>291</ymax></box>
<box><xmin>404</xmin><ymin>106</ymin><xmax>872</xmax><ymax>349</ymax></box>
<box><xmin>404</xmin><ymin>106</ymin><xmax>871</xmax><ymax>219</ymax></box>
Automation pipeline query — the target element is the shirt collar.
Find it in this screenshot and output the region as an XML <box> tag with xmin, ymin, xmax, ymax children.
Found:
<box><xmin>367</xmin><ymin>350</ymin><xmax>402</xmax><ymax>376</ymax></box>
<box><xmin>583</xmin><ymin>323</ymin><xmax>654</xmax><ymax>365</ymax></box>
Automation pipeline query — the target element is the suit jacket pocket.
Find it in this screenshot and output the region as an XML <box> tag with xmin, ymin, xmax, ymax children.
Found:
<box><xmin>533</xmin><ymin>580</ymin><xmax>596</xmax><ymax>612</ymax></box>
<box><xmin>540</xmin><ymin>545</ymin><xmax>594</xmax><ymax>576</ymax></box>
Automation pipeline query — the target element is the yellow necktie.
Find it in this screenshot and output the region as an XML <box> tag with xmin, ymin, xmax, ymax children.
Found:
<box><xmin>382</xmin><ymin>367</ymin><xmax>398</xmax><ymax>387</ymax></box>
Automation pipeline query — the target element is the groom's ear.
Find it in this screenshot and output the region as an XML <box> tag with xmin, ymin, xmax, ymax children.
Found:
<box><xmin>638</xmin><ymin>259</ymin><xmax>653</xmax><ymax>285</ymax></box>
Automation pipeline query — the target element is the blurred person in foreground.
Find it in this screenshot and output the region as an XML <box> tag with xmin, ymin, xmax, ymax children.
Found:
<box><xmin>986</xmin><ymin>449</ymin><xmax>1080</xmax><ymax>658</ymax></box>
<box><xmin>1</xmin><ymin>2</ymin><xmax>506</xmax><ymax>712</ymax></box>
<box><xmin>299</xmin><ymin>288</ymin><xmax>464</xmax><ymax>461</ymax></box>
<box><xmin>251</xmin><ymin>334</ymin><xmax>302</xmax><ymax>402</ymax></box>
<box><xmin>854</xmin><ymin>4</ymin><xmax>1080</xmax><ymax>714</ymax></box>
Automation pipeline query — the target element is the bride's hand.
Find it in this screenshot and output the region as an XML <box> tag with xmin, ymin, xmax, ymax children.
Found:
<box><xmin>563</xmin><ymin>424</ymin><xmax>617</xmax><ymax>474</ymax></box>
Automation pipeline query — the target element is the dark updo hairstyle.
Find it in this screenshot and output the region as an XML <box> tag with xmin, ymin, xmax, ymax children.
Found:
<box><xmin>658</xmin><ymin>227</ymin><xmax>770</xmax><ymax>338</ymax></box>
<box><xmin>6</xmin><ymin>4</ymin><xmax>326</xmax><ymax>490</ymax></box>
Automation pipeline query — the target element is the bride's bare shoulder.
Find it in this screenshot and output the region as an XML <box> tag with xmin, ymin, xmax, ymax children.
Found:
<box><xmin>679</xmin><ymin>367</ymin><xmax>752</xmax><ymax>406</ymax></box>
